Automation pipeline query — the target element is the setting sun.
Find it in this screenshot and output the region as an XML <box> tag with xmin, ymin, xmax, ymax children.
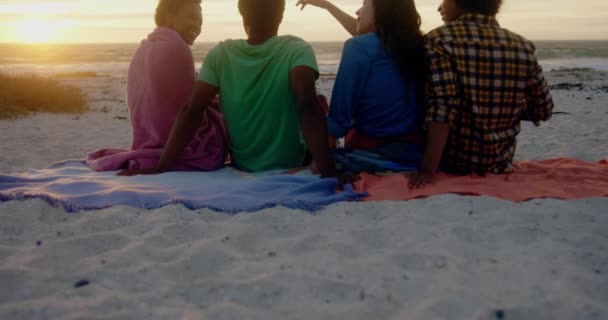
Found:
<box><xmin>12</xmin><ymin>19</ymin><xmax>66</xmax><ymax>43</ymax></box>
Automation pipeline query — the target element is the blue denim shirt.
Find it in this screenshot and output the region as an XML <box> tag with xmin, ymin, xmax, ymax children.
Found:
<box><xmin>327</xmin><ymin>33</ymin><xmax>421</xmax><ymax>138</ymax></box>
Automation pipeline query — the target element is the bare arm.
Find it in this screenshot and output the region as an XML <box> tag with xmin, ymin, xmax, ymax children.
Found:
<box><xmin>155</xmin><ymin>82</ymin><xmax>218</xmax><ymax>172</ymax></box>
<box><xmin>409</xmin><ymin>37</ymin><xmax>458</xmax><ymax>188</ymax></box>
<box><xmin>289</xmin><ymin>66</ymin><xmax>337</xmax><ymax>177</ymax></box>
<box><xmin>118</xmin><ymin>81</ymin><xmax>218</xmax><ymax>176</ymax></box>
<box><xmin>522</xmin><ymin>62</ymin><xmax>554</xmax><ymax>125</ymax></box>
<box><xmin>297</xmin><ymin>0</ymin><xmax>358</xmax><ymax>37</ymax></box>
<box><xmin>409</xmin><ymin>123</ymin><xmax>449</xmax><ymax>188</ymax></box>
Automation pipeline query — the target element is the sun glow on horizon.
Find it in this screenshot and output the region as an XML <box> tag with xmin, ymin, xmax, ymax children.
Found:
<box><xmin>12</xmin><ymin>19</ymin><xmax>68</xmax><ymax>43</ymax></box>
<box><xmin>0</xmin><ymin>0</ymin><xmax>607</xmax><ymax>43</ymax></box>
<box><xmin>0</xmin><ymin>2</ymin><xmax>73</xmax><ymax>15</ymax></box>
<box><xmin>1</xmin><ymin>2</ymin><xmax>75</xmax><ymax>43</ymax></box>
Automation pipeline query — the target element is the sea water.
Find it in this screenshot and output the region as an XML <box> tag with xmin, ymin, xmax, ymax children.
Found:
<box><xmin>1</xmin><ymin>40</ymin><xmax>607</xmax><ymax>79</ymax></box>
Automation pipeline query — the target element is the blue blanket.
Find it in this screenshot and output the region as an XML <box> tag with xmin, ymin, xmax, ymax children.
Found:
<box><xmin>334</xmin><ymin>142</ymin><xmax>423</xmax><ymax>174</ymax></box>
<box><xmin>0</xmin><ymin>161</ymin><xmax>366</xmax><ymax>214</ymax></box>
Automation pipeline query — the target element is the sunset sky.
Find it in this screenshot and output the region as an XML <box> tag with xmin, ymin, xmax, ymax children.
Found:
<box><xmin>0</xmin><ymin>0</ymin><xmax>606</xmax><ymax>43</ymax></box>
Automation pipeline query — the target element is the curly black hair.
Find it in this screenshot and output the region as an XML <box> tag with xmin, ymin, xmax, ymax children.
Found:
<box><xmin>238</xmin><ymin>0</ymin><xmax>285</xmax><ymax>33</ymax></box>
<box><xmin>455</xmin><ymin>0</ymin><xmax>502</xmax><ymax>15</ymax></box>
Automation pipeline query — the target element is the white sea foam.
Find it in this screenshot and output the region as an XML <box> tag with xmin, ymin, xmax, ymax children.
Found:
<box><xmin>540</xmin><ymin>58</ymin><xmax>608</xmax><ymax>72</ymax></box>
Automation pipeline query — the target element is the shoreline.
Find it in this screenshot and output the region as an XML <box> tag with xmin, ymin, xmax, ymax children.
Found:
<box><xmin>1</xmin><ymin>69</ymin><xmax>606</xmax><ymax>173</ymax></box>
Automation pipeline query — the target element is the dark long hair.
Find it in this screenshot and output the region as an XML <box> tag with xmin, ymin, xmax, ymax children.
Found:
<box><xmin>373</xmin><ymin>0</ymin><xmax>426</xmax><ymax>109</ymax></box>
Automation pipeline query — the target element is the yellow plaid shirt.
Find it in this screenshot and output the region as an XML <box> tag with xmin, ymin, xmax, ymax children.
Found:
<box><xmin>425</xmin><ymin>14</ymin><xmax>554</xmax><ymax>174</ymax></box>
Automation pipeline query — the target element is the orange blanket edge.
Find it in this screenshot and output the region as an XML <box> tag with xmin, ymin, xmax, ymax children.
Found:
<box><xmin>356</xmin><ymin>158</ymin><xmax>608</xmax><ymax>202</ymax></box>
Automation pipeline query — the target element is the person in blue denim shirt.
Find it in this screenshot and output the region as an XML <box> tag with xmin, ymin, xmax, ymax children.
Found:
<box><xmin>299</xmin><ymin>0</ymin><xmax>426</xmax><ymax>151</ymax></box>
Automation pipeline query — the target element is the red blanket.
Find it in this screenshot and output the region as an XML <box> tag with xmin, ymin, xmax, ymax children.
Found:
<box><xmin>356</xmin><ymin>158</ymin><xmax>608</xmax><ymax>202</ymax></box>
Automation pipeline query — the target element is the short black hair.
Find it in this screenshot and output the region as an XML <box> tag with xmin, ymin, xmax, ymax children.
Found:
<box><xmin>455</xmin><ymin>0</ymin><xmax>502</xmax><ymax>16</ymax></box>
<box><xmin>238</xmin><ymin>0</ymin><xmax>285</xmax><ymax>32</ymax></box>
<box><xmin>155</xmin><ymin>0</ymin><xmax>201</xmax><ymax>27</ymax></box>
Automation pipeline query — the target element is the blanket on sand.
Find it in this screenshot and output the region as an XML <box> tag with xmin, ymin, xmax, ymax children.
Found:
<box><xmin>1</xmin><ymin>158</ymin><xmax>605</xmax><ymax>213</ymax></box>
<box><xmin>0</xmin><ymin>161</ymin><xmax>365</xmax><ymax>213</ymax></box>
<box><xmin>357</xmin><ymin>158</ymin><xmax>608</xmax><ymax>202</ymax></box>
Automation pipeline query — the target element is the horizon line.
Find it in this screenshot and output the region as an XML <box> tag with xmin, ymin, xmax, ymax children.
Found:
<box><xmin>2</xmin><ymin>39</ymin><xmax>608</xmax><ymax>45</ymax></box>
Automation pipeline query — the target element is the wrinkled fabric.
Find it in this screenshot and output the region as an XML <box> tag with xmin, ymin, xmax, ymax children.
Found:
<box><xmin>357</xmin><ymin>158</ymin><xmax>608</xmax><ymax>202</ymax></box>
<box><xmin>0</xmin><ymin>161</ymin><xmax>366</xmax><ymax>213</ymax></box>
<box><xmin>334</xmin><ymin>143</ymin><xmax>424</xmax><ymax>174</ymax></box>
<box><xmin>327</xmin><ymin>33</ymin><xmax>421</xmax><ymax>139</ymax></box>
<box><xmin>199</xmin><ymin>35</ymin><xmax>317</xmax><ymax>172</ymax></box>
<box><xmin>87</xmin><ymin>27</ymin><xmax>228</xmax><ymax>172</ymax></box>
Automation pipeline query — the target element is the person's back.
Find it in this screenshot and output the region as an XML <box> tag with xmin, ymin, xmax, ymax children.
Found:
<box><xmin>410</xmin><ymin>0</ymin><xmax>553</xmax><ymax>188</ymax></box>
<box><xmin>87</xmin><ymin>0</ymin><xmax>228</xmax><ymax>172</ymax></box>
<box><xmin>199</xmin><ymin>35</ymin><xmax>317</xmax><ymax>171</ymax></box>
<box><xmin>128</xmin><ymin>27</ymin><xmax>196</xmax><ymax>150</ymax></box>
<box><xmin>142</xmin><ymin>0</ymin><xmax>344</xmax><ymax>183</ymax></box>
<box><xmin>324</xmin><ymin>0</ymin><xmax>425</xmax><ymax>151</ymax></box>
<box><xmin>329</xmin><ymin>33</ymin><xmax>420</xmax><ymax>141</ymax></box>
<box><xmin>425</xmin><ymin>13</ymin><xmax>552</xmax><ymax>173</ymax></box>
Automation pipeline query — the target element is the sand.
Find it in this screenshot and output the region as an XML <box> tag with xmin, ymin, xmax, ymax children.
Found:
<box><xmin>0</xmin><ymin>70</ymin><xmax>607</xmax><ymax>319</ymax></box>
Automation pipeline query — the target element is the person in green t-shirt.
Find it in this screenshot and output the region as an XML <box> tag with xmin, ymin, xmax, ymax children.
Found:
<box><xmin>198</xmin><ymin>25</ymin><xmax>318</xmax><ymax>172</ymax></box>
<box><xmin>122</xmin><ymin>0</ymin><xmax>353</xmax><ymax>184</ymax></box>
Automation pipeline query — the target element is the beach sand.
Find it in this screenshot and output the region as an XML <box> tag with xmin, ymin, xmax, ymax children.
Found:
<box><xmin>0</xmin><ymin>70</ymin><xmax>607</xmax><ymax>319</ymax></box>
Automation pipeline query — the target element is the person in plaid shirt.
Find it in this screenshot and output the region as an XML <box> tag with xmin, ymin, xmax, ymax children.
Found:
<box><xmin>410</xmin><ymin>0</ymin><xmax>554</xmax><ymax>188</ymax></box>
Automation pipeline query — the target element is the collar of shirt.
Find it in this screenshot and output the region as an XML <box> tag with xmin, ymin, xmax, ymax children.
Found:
<box><xmin>457</xmin><ymin>13</ymin><xmax>500</xmax><ymax>27</ymax></box>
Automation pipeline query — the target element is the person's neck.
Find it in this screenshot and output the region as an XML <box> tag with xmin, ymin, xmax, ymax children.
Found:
<box><xmin>247</xmin><ymin>30</ymin><xmax>278</xmax><ymax>45</ymax></box>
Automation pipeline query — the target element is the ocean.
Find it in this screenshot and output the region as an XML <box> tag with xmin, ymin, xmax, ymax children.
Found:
<box><xmin>1</xmin><ymin>40</ymin><xmax>607</xmax><ymax>79</ymax></box>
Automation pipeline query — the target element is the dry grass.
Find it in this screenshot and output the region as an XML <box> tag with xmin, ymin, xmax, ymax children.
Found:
<box><xmin>51</xmin><ymin>71</ymin><xmax>101</xmax><ymax>79</ymax></box>
<box><xmin>0</xmin><ymin>73</ymin><xmax>88</xmax><ymax>119</ymax></box>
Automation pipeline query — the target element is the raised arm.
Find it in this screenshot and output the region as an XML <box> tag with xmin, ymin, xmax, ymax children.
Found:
<box><xmin>297</xmin><ymin>0</ymin><xmax>358</xmax><ymax>36</ymax></box>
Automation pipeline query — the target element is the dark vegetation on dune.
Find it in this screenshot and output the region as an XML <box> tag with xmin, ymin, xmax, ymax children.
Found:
<box><xmin>0</xmin><ymin>73</ymin><xmax>88</xmax><ymax>119</ymax></box>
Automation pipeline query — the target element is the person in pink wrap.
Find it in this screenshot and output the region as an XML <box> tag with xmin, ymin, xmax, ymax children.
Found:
<box><xmin>86</xmin><ymin>0</ymin><xmax>229</xmax><ymax>172</ymax></box>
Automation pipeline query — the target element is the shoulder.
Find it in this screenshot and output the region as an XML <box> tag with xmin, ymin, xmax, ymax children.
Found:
<box><xmin>204</xmin><ymin>39</ymin><xmax>240</xmax><ymax>62</ymax></box>
<box><xmin>147</xmin><ymin>29</ymin><xmax>192</xmax><ymax>58</ymax></box>
<box><xmin>498</xmin><ymin>28</ymin><xmax>537</xmax><ymax>52</ymax></box>
<box><xmin>277</xmin><ymin>35</ymin><xmax>314</xmax><ymax>52</ymax></box>
<box><xmin>202</xmin><ymin>45</ymin><xmax>221</xmax><ymax>66</ymax></box>
<box><xmin>279</xmin><ymin>35</ymin><xmax>309</xmax><ymax>45</ymax></box>
<box><xmin>207</xmin><ymin>39</ymin><xmax>232</xmax><ymax>54</ymax></box>
<box><xmin>348</xmin><ymin>33</ymin><xmax>379</xmax><ymax>50</ymax></box>
<box><xmin>141</xmin><ymin>29</ymin><xmax>193</xmax><ymax>68</ymax></box>
<box><xmin>208</xmin><ymin>38</ymin><xmax>248</xmax><ymax>53</ymax></box>
<box><xmin>205</xmin><ymin>42</ymin><xmax>223</xmax><ymax>56</ymax></box>
<box><xmin>350</xmin><ymin>33</ymin><xmax>379</xmax><ymax>45</ymax></box>
<box><xmin>342</xmin><ymin>34</ymin><xmax>378</xmax><ymax>59</ymax></box>
<box><xmin>152</xmin><ymin>27</ymin><xmax>190</xmax><ymax>51</ymax></box>
<box><xmin>424</xmin><ymin>23</ymin><xmax>461</xmax><ymax>45</ymax></box>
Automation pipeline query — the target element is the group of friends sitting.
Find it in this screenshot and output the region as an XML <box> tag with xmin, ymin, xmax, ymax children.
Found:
<box><xmin>88</xmin><ymin>0</ymin><xmax>554</xmax><ymax>189</ymax></box>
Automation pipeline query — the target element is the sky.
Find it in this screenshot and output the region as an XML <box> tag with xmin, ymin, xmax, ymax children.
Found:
<box><xmin>0</xmin><ymin>0</ymin><xmax>607</xmax><ymax>43</ymax></box>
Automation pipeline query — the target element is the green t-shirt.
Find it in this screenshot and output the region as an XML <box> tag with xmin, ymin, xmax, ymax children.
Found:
<box><xmin>199</xmin><ymin>35</ymin><xmax>319</xmax><ymax>172</ymax></box>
